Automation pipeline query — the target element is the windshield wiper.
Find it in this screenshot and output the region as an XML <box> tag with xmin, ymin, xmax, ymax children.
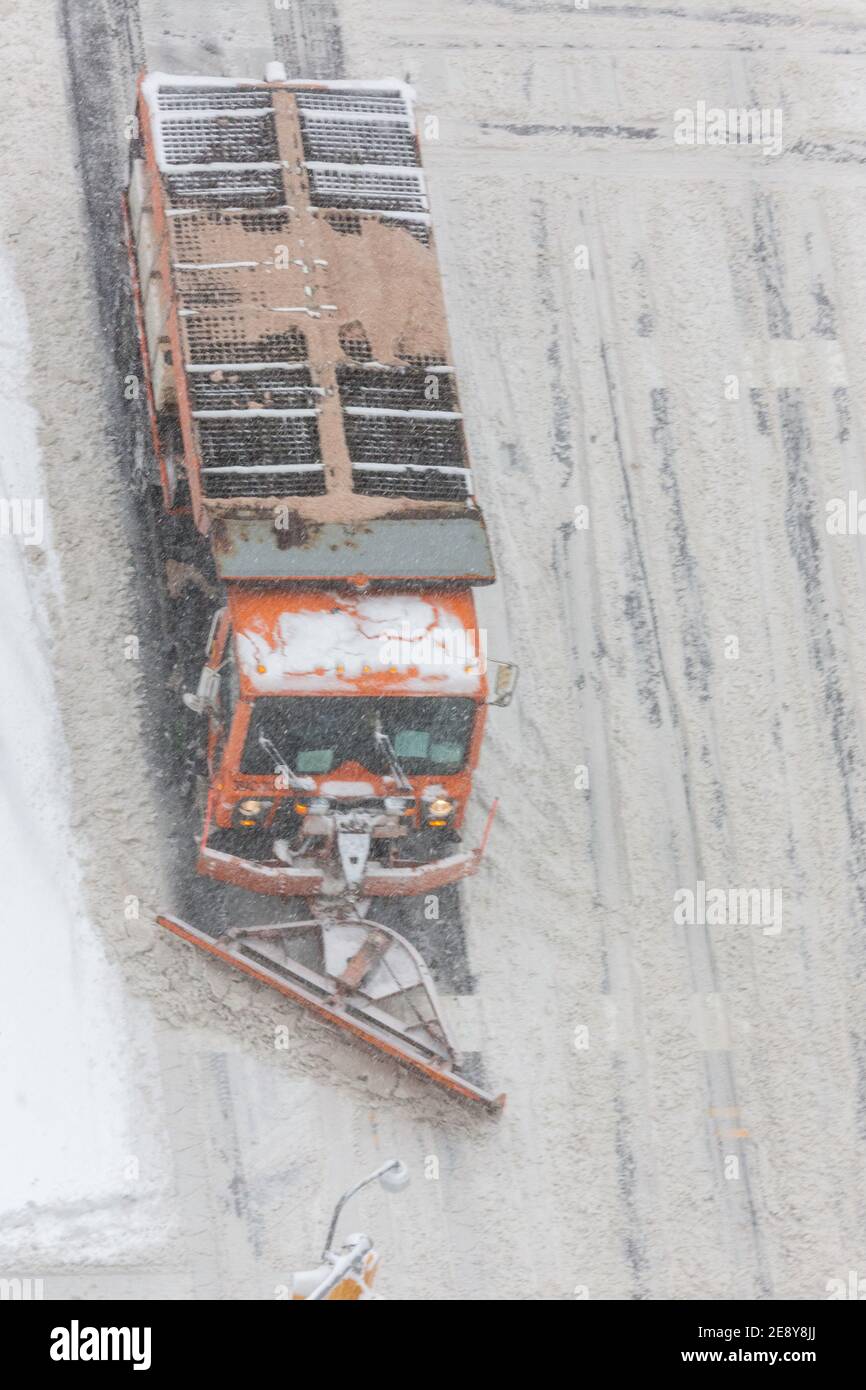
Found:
<box><xmin>257</xmin><ymin>734</ymin><xmax>314</xmax><ymax>791</ymax></box>
<box><xmin>373</xmin><ymin>714</ymin><xmax>412</xmax><ymax>793</ymax></box>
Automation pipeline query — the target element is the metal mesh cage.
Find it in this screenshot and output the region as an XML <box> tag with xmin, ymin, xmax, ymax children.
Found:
<box><xmin>175</xmin><ymin>268</ymin><xmax>273</xmax><ymax>311</ymax></box>
<box><xmin>189</xmin><ymin>367</ymin><xmax>318</xmax><ymax>411</ymax></box>
<box><xmin>203</xmin><ymin>467</ymin><xmax>326</xmax><ymax>499</ymax></box>
<box><xmin>345</xmin><ymin>413</ymin><xmax>466</xmax><ymax>470</ymax></box>
<box><xmin>157</xmin><ymin>87</ymin><xmax>272</xmax><ymax>112</ymax></box>
<box><xmin>337</xmin><ymin>365</ymin><xmax>458</xmax><ymax>412</ymax></box>
<box><xmin>307</xmin><ymin>167</ymin><xmax>426</xmax><ymax>213</ymax></box>
<box><xmin>143</xmin><ymin>77</ymin><xmax>471</xmax><ymax>515</ymax></box>
<box><xmin>299</xmin><ymin>116</ymin><xmax>416</xmax><ymax>167</ymax></box>
<box><xmin>294</xmin><ymin>90</ymin><xmax>409</xmax><ymax>118</ymax></box>
<box><xmin>160</xmin><ymin>114</ymin><xmax>279</xmax><ymax>166</ymax></box>
<box><xmin>338</xmin><ymin>322</ymin><xmax>373</xmax><ymax>362</ymax></box>
<box><xmin>352</xmin><ymin>465</ymin><xmax>468</xmax><ymax>502</ymax></box>
<box><xmin>166</xmin><ymin>168</ymin><xmax>284</xmax><ymax>208</ymax></box>
<box><xmin>197</xmin><ymin>414</ymin><xmax>325</xmax><ymax>498</ymax></box>
<box><xmin>183</xmin><ymin>318</ymin><xmax>308</xmax><ymax>365</ymax></box>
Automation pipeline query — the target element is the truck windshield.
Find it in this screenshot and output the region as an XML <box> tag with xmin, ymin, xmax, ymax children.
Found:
<box><xmin>241</xmin><ymin>696</ymin><xmax>475</xmax><ymax>777</ymax></box>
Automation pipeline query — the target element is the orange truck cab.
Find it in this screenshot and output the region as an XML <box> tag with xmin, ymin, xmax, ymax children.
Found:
<box><xmin>189</xmin><ymin>584</ymin><xmax>508</xmax><ymax>897</ymax></box>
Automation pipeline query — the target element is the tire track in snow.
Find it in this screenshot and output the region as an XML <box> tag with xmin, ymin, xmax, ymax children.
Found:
<box><xmin>534</xmin><ymin>198</ymin><xmax>654</xmax><ymax>1294</ymax></box>
<box><xmin>771</xmin><ymin>373</ymin><xmax>866</xmax><ymax>1195</ymax></box>
<box><xmin>571</xmin><ymin>181</ymin><xmax>771</xmax><ymax>1295</ymax></box>
<box><xmin>625</xmin><ymin>182</ymin><xmax>779</xmax><ymax>1296</ymax></box>
<box><xmin>57</xmin><ymin>0</ymin><xmax>186</xmax><ymax>807</ymax></box>
<box><xmin>779</xmin><ymin>389</ymin><xmax>866</xmax><ymax>897</ymax></box>
<box><xmin>270</xmin><ymin>0</ymin><xmax>344</xmax><ymax>79</ymax></box>
<box><xmin>750</xmin><ymin>192</ymin><xmax>866</xmax><ymax>915</ymax></box>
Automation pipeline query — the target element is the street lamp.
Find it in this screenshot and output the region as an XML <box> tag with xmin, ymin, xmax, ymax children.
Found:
<box><xmin>305</xmin><ymin>1159</ymin><xmax>410</xmax><ymax>1301</ymax></box>
<box><xmin>322</xmin><ymin>1158</ymin><xmax>410</xmax><ymax>1259</ymax></box>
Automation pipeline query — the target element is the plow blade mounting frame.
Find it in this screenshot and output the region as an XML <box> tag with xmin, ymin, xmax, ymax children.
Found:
<box><xmin>156</xmin><ymin>913</ymin><xmax>504</xmax><ymax>1111</ymax></box>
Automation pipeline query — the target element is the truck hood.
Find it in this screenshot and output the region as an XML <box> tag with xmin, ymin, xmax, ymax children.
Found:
<box><xmin>228</xmin><ymin>588</ymin><xmax>487</xmax><ymax>698</ymax></box>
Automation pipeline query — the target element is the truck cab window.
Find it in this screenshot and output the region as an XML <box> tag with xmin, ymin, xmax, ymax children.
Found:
<box><xmin>241</xmin><ymin>696</ymin><xmax>475</xmax><ymax>777</ymax></box>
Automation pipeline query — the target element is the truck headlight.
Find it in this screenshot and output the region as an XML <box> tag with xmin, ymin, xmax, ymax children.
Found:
<box><xmin>425</xmin><ymin>796</ymin><xmax>455</xmax><ymax>826</ymax></box>
<box><xmin>236</xmin><ymin>798</ymin><xmax>272</xmax><ymax>826</ymax></box>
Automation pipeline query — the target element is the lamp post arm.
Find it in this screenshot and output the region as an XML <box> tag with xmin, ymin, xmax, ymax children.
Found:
<box><xmin>322</xmin><ymin>1160</ymin><xmax>403</xmax><ymax>1258</ymax></box>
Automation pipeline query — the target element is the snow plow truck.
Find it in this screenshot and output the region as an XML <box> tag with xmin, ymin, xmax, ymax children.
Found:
<box><xmin>124</xmin><ymin>65</ymin><xmax>516</xmax><ymax>1109</ymax></box>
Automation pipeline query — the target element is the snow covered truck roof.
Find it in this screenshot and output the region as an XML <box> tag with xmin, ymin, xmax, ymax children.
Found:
<box><xmin>227</xmin><ymin>587</ymin><xmax>486</xmax><ymax>699</ymax></box>
<box><xmin>131</xmin><ymin>71</ymin><xmax>494</xmax><ymax>586</ymax></box>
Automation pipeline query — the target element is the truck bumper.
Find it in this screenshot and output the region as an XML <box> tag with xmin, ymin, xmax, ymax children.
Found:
<box><xmin>197</xmin><ymin>844</ymin><xmax>480</xmax><ymax>897</ymax></box>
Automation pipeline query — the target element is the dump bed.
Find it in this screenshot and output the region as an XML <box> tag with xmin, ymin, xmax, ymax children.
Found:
<box><xmin>129</xmin><ymin>71</ymin><xmax>494</xmax><ymax>585</ymax></box>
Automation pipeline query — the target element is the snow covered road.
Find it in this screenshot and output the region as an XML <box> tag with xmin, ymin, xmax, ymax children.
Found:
<box><xmin>2</xmin><ymin>0</ymin><xmax>866</xmax><ymax>1298</ymax></box>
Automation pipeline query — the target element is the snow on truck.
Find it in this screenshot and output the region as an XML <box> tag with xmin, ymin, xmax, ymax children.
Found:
<box><xmin>124</xmin><ymin>65</ymin><xmax>517</xmax><ymax>1108</ymax></box>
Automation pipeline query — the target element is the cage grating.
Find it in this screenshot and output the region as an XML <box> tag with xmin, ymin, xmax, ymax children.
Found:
<box><xmin>183</xmin><ymin>318</ymin><xmax>308</xmax><ymax>365</ymax></box>
<box><xmin>337</xmin><ymin>365</ymin><xmax>457</xmax><ymax>412</ymax></box>
<box><xmin>397</xmin><ymin>352</ymin><xmax>448</xmax><ymax>368</ymax></box>
<box><xmin>237</xmin><ymin>210</ymin><xmax>292</xmax><ymax>234</ymax></box>
<box><xmin>157</xmin><ymin>87</ymin><xmax>273</xmax><ymax>113</ymax></box>
<box><xmin>198</xmin><ymin>414</ymin><xmax>320</xmax><ymax>469</ymax></box>
<box><xmin>166</xmin><ymin>169</ymin><xmax>284</xmax><ymax>208</ymax></box>
<box><xmin>299</xmin><ymin>116</ymin><xmax>416</xmax><ymax>167</ymax></box>
<box><xmin>345</xmin><ymin>413</ymin><xmax>467</xmax><ymax>471</ymax></box>
<box><xmin>401</xmin><ymin>220</ymin><xmax>431</xmax><ymax>247</ymax></box>
<box><xmin>160</xmin><ymin>114</ymin><xmax>279</xmax><ymax>166</ymax></box>
<box><xmin>352</xmin><ymin>465</ymin><xmax>468</xmax><ymax>503</ymax></box>
<box><xmin>338</xmin><ymin>323</ymin><xmax>373</xmax><ymax>361</ymax></box>
<box><xmin>323</xmin><ymin>211</ymin><xmax>363</xmax><ymax>236</ymax></box>
<box><xmin>203</xmin><ymin>467</ymin><xmax>326</xmax><ymax>499</ymax></box>
<box><xmin>294</xmin><ymin>90</ymin><xmax>409</xmax><ymax>118</ymax></box>
<box><xmin>307</xmin><ymin>167</ymin><xmax>426</xmax><ymax>213</ymax></box>
<box><xmin>176</xmin><ymin>268</ymin><xmax>272</xmax><ymax>310</ymax></box>
<box><xmin>189</xmin><ymin>367</ymin><xmax>318</xmax><ymax>411</ymax></box>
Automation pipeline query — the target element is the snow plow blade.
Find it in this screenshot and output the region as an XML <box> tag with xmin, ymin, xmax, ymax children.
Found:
<box><xmin>156</xmin><ymin>913</ymin><xmax>504</xmax><ymax>1111</ymax></box>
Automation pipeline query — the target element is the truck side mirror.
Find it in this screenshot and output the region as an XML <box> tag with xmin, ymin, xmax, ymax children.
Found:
<box><xmin>183</xmin><ymin>665</ymin><xmax>221</xmax><ymax>716</ymax></box>
<box><xmin>486</xmin><ymin>660</ymin><xmax>519</xmax><ymax>707</ymax></box>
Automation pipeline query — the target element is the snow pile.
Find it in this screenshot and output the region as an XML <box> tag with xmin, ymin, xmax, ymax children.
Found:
<box><xmin>0</xmin><ymin>248</ymin><xmax>164</xmax><ymax>1262</ymax></box>
<box><xmin>235</xmin><ymin>592</ymin><xmax>485</xmax><ymax>695</ymax></box>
